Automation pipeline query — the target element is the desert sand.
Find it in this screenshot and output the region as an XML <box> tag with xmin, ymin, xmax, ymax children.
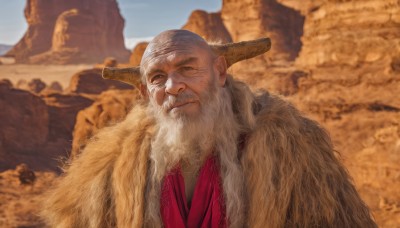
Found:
<box><xmin>0</xmin><ymin>64</ymin><xmax>92</xmax><ymax>88</ymax></box>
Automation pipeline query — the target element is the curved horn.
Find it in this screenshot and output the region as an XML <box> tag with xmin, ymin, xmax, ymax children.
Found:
<box><xmin>102</xmin><ymin>37</ymin><xmax>271</xmax><ymax>85</ymax></box>
<box><xmin>102</xmin><ymin>66</ymin><xmax>141</xmax><ymax>86</ymax></box>
<box><xmin>210</xmin><ymin>37</ymin><xmax>271</xmax><ymax>67</ymax></box>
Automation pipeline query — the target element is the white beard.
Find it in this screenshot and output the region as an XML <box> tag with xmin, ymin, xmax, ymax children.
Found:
<box><xmin>144</xmin><ymin>78</ymin><xmax>245</xmax><ymax>228</ymax></box>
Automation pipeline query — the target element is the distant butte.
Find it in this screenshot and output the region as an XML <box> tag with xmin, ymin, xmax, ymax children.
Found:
<box><xmin>6</xmin><ymin>0</ymin><xmax>130</xmax><ymax>64</ymax></box>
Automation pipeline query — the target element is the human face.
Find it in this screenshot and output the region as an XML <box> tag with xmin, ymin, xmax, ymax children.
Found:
<box><xmin>143</xmin><ymin>45</ymin><xmax>223</xmax><ymax>119</ymax></box>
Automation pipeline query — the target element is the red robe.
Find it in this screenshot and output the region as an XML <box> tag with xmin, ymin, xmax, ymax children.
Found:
<box><xmin>161</xmin><ymin>156</ymin><xmax>227</xmax><ymax>228</ymax></box>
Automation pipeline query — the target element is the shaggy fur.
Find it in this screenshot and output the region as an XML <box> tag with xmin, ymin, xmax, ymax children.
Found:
<box><xmin>41</xmin><ymin>77</ymin><xmax>377</xmax><ymax>228</ymax></box>
<box><xmin>144</xmin><ymin>77</ymin><xmax>246</xmax><ymax>227</ymax></box>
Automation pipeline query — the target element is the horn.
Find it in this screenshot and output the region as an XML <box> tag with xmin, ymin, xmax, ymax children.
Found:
<box><xmin>210</xmin><ymin>37</ymin><xmax>271</xmax><ymax>67</ymax></box>
<box><xmin>102</xmin><ymin>37</ymin><xmax>271</xmax><ymax>85</ymax></box>
<box><xmin>102</xmin><ymin>66</ymin><xmax>141</xmax><ymax>86</ymax></box>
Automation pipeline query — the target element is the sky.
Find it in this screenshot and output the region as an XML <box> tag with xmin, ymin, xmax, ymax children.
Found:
<box><xmin>0</xmin><ymin>0</ymin><xmax>222</xmax><ymax>48</ymax></box>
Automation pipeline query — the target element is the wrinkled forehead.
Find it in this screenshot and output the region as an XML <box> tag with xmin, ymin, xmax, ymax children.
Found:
<box><xmin>141</xmin><ymin>30</ymin><xmax>212</xmax><ymax>73</ymax></box>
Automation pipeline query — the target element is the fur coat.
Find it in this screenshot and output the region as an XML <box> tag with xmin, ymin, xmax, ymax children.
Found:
<box><xmin>41</xmin><ymin>78</ymin><xmax>377</xmax><ymax>228</ymax></box>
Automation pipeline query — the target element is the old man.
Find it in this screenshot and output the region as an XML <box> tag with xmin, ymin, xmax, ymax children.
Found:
<box><xmin>42</xmin><ymin>30</ymin><xmax>376</xmax><ymax>227</ymax></box>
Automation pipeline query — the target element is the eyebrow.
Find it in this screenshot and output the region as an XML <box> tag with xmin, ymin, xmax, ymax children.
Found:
<box><xmin>174</xmin><ymin>57</ymin><xmax>198</xmax><ymax>68</ymax></box>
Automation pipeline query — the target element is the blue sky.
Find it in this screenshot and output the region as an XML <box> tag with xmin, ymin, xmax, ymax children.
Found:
<box><xmin>0</xmin><ymin>0</ymin><xmax>222</xmax><ymax>47</ymax></box>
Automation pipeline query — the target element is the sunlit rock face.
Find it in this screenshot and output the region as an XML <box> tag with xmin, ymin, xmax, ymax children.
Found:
<box><xmin>6</xmin><ymin>0</ymin><xmax>129</xmax><ymax>64</ymax></box>
<box><xmin>71</xmin><ymin>89</ymin><xmax>140</xmax><ymax>159</ymax></box>
<box><xmin>182</xmin><ymin>10</ymin><xmax>232</xmax><ymax>43</ymax></box>
<box><xmin>221</xmin><ymin>0</ymin><xmax>304</xmax><ymax>62</ymax></box>
<box><xmin>65</xmin><ymin>68</ymin><xmax>134</xmax><ymax>94</ymax></box>
<box><xmin>216</xmin><ymin>0</ymin><xmax>304</xmax><ymax>89</ymax></box>
<box><xmin>279</xmin><ymin>0</ymin><xmax>400</xmax><ymax>69</ymax></box>
<box><xmin>129</xmin><ymin>42</ymin><xmax>149</xmax><ymax>66</ymax></box>
<box><xmin>275</xmin><ymin>1</ymin><xmax>400</xmax><ymax>226</ymax></box>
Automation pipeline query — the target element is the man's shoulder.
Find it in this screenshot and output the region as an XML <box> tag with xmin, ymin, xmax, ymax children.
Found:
<box><xmin>253</xmin><ymin>91</ymin><xmax>309</xmax><ymax>128</ymax></box>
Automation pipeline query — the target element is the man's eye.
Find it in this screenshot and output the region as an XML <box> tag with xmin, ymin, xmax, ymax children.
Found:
<box><xmin>150</xmin><ymin>75</ymin><xmax>165</xmax><ymax>83</ymax></box>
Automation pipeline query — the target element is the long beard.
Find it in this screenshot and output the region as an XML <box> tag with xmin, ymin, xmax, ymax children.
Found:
<box><xmin>144</xmin><ymin>80</ymin><xmax>246</xmax><ymax>227</ymax></box>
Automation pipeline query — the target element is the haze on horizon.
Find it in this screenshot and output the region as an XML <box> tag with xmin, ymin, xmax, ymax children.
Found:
<box><xmin>0</xmin><ymin>0</ymin><xmax>221</xmax><ymax>49</ymax></box>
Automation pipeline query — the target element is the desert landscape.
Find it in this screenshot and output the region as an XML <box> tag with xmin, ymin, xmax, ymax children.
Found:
<box><xmin>0</xmin><ymin>0</ymin><xmax>399</xmax><ymax>227</ymax></box>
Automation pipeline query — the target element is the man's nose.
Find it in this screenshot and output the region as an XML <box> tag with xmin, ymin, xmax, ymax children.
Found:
<box><xmin>165</xmin><ymin>74</ymin><xmax>185</xmax><ymax>95</ymax></box>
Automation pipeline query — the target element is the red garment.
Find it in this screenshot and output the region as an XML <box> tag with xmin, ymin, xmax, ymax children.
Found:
<box><xmin>160</xmin><ymin>156</ymin><xmax>227</xmax><ymax>228</ymax></box>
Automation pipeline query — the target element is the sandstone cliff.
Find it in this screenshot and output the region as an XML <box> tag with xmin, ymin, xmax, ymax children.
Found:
<box><xmin>275</xmin><ymin>1</ymin><xmax>400</xmax><ymax>226</ymax></box>
<box><xmin>66</xmin><ymin>68</ymin><xmax>134</xmax><ymax>94</ymax></box>
<box><xmin>222</xmin><ymin>0</ymin><xmax>304</xmax><ymax>62</ymax></box>
<box><xmin>71</xmin><ymin>89</ymin><xmax>140</xmax><ymax>159</ymax></box>
<box><xmin>182</xmin><ymin>10</ymin><xmax>232</xmax><ymax>43</ymax></box>
<box><xmin>0</xmin><ymin>81</ymin><xmax>49</xmax><ymax>170</ymax></box>
<box><xmin>6</xmin><ymin>0</ymin><xmax>129</xmax><ymax>64</ymax></box>
<box><xmin>129</xmin><ymin>42</ymin><xmax>149</xmax><ymax>66</ymax></box>
<box><xmin>279</xmin><ymin>0</ymin><xmax>400</xmax><ymax>69</ymax></box>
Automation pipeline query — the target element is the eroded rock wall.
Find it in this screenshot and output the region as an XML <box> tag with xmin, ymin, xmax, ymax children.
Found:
<box><xmin>221</xmin><ymin>0</ymin><xmax>304</xmax><ymax>62</ymax></box>
<box><xmin>6</xmin><ymin>0</ymin><xmax>129</xmax><ymax>64</ymax></box>
<box><xmin>279</xmin><ymin>0</ymin><xmax>400</xmax><ymax>69</ymax></box>
<box><xmin>182</xmin><ymin>10</ymin><xmax>232</xmax><ymax>43</ymax></box>
<box><xmin>276</xmin><ymin>1</ymin><xmax>400</xmax><ymax>226</ymax></box>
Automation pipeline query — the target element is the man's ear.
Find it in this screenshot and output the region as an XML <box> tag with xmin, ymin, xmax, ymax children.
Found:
<box><xmin>139</xmin><ymin>84</ymin><xmax>149</xmax><ymax>99</ymax></box>
<box><xmin>214</xmin><ymin>56</ymin><xmax>227</xmax><ymax>86</ymax></box>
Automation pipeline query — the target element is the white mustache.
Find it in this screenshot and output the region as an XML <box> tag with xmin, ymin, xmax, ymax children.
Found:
<box><xmin>162</xmin><ymin>92</ymin><xmax>198</xmax><ymax>111</ymax></box>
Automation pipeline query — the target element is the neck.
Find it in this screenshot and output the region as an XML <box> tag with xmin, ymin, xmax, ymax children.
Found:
<box><xmin>181</xmin><ymin>158</ymin><xmax>200</xmax><ymax>205</ymax></box>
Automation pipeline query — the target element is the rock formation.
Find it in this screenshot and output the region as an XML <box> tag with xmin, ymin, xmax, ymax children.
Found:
<box><xmin>273</xmin><ymin>1</ymin><xmax>400</xmax><ymax>226</ymax></box>
<box><xmin>28</xmin><ymin>79</ymin><xmax>46</xmax><ymax>94</ymax></box>
<box><xmin>279</xmin><ymin>0</ymin><xmax>400</xmax><ymax>69</ymax></box>
<box><xmin>0</xmin><ymin>81</ymin><xmax>49</xmax><ymax>169</ymax></box>
<box><xmin>16</xmin><ymin>163</ymin><xmax>36</xmax><ymax>185</ymax></box>
<box><xmin>129</xmin><ymin>42</ymin><xmax>149</xmax><ymax>66</ymax></box>
<box><xmin>42</xmin><ymin>93</ymin><xmax>94</xmax><ymax>142</ymax></box>
<box><xmin>279</xmin><ymin>0</ymin><xmax>400</xmax><ymax>114</ymax></box>
<box><xmin>48</xmin><ymin>81</ymin><xmax>63</xmax><ymax>92</ymax></box>
<box><xmin>103</xmin><ymin>57</ymin><xmax>118</xmax><ymax>67</ymax></box>
<box><xmin>6</xmin><ymin>0</ymin><xmax>130</xmax><ymax>64</ymax></box>
<box><xmin>71</xmin><ymin>89</ymin><xmax>140</xmax><ymax>159</ymax></box>
<box><xmin>16</xmin><ymin>79</ymin><xmax>64</xmax><ymax>95</ymax></box>
<box><xmin>221</xmin><ymin>0</ymin><xmax>304</xmax><ymax>62</ymax></box>
<box><xmin>182</xmin><ymin>10</ymin><xmax>232</xmax><ymax>43</ymax></box>
<box><xmin>0</xmin><ymin>167</ymin><xmax>57</xmax><ymax>227</ymax></box>
<box><xmin>66</xmin><ymin>68</ymin><xmax>134</xmax><ymax>94</ymax></box>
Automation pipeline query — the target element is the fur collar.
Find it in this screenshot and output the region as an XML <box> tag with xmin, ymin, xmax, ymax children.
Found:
<box><xmin>42</xmin><ymin>80</ymin><xmax>376</xmax><ymax>228</ymax></box>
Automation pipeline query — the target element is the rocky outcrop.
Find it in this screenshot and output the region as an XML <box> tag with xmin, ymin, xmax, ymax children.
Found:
<box><xmin>200</xmin><ymin>0</ymin><xmax>304</xmax><ymax>89</ymax></box>
<box><xmin>129</xmin><ymin>42</ymin><xmax>148</xmax><ymax>66</ymax></box>
<box><xmin>48</xmin><ymin>82</ymin><xmax>63</xmax><ymax>92</ymax></box>
<box><xmin>280</xmin><ymin>0</ymin><xmax>400</xmax><ymax>110</ymax></box>
<box><xmin>272</xmin><ymin>1</ymin><xmax>400</xmax><ymax>225</ymax></box>
<box><xmin>221</xmin><ymin>0</ymin><xmax>304</xmax><ymax>62</ymax></box>
<box><xmin>0</xmin><ymin>81</ymin><xmax>49</xmax><ymax>169</ymax></box>
<box><xmin>0</xmin><ymin>168</ymin><xmax>57</xmax><ymax>227</ymax></box>
<box><xmin>6</xmin><ymin>0</ymin><xmax>129</xmax><ymax>64</ymax></box>
<box><xmin>182</xmin><ymin>10</ymin><xmax>232</xmax><ymax>43</ymax></box>
<box><xmin>0</xmin><ymin>79</ymin><xmax>94</xmax><ymax>171</ymax></box>
<box><xmin>279</xmin><ymin>0</ymin><xmax>400</xmax><ymax>69</ymax></box>
<box><xmin>71</xmin><ymin>89</ymin><xmax>140</xmax><ymax>158</ymax></box>
<box><xmin>16</xmin><ymin>79</ymin><xmax>63</xmax><ymax>95</ymax></box>
<box><xmin>66</xmin><ymin>68</ymin><xmax>134</xmax><ymax>94</ymax></box>
<box><xmin>42</xmin><ymin>93</ymin><xmax>94</xmax><ymax>142</ymax></box>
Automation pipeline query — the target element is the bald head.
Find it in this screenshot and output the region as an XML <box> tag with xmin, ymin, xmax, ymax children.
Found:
<box><xmin>140</xmin><ymin>30</ymin><xmax>215</xmax><ymax>79</ymax></box>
